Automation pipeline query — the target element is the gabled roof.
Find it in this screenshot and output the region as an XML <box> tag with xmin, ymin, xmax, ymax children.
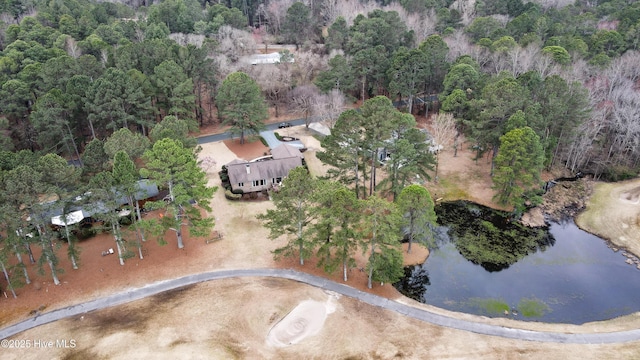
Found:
<box><xmin>271</xmin><ymin>143</ymin><xmax>303</xmax><ymax>160</ymax></box>
<box><xmin>226</xmin><ymin>158</ymin><xmax>302</xmax><ymax>185</ymax></box>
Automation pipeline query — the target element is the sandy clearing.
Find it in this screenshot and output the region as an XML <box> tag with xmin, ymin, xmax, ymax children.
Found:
<box><xmin>576</xmin><ymin>178</ymin><xmax>640</xmax><ymax>258</ymax></box>
<box><xmin>266</xmin><ymin>293</ymin><xmax>338</xmax><ymax>347</ymax></box>
<box><xmin>198</xmin><ymin>141</ymin><xmax>237</xmax><ymax>173</ymax></box>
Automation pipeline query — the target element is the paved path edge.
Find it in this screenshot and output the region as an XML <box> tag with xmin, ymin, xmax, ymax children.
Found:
<box><xmin>2</xmin><ymin>268</ymin><xmax>640</xmax><ymax>344</ymax></box>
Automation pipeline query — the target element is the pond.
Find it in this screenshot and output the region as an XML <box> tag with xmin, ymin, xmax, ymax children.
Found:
<box><xmin>394</xmin><ymin>201</ymin><xmax>640</xmax><ymax>324</ymax></box>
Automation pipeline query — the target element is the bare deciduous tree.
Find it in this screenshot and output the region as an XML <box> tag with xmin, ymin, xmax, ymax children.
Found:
<box><xmin>321</xmin><ymin>0</ymin><xmax>341</xmax><ymax>24</ymax></box>
<box><xmin>65</xmin><ymin>36</ymin><xmax>82</xmax><ymax>59</ymax></box>
<box><xmin>248</xmin><ymin>63</ymin><xmax>292</xmax><ymax>118</ymax></box>
<box><xmin>444</xmin><ymin>30</ymin><xmax>475</xmax><ymax>62</ymax></box>
<box><xmin>288</xmin><ymin>84</ymin><xmax>319</xmax><ymax>127</ymax></box>
<box><xmin>200</xmin><ymin>156</ymin><xmax>217</xmax><ymax>173</ymax></box>
<box><xmin>313</xmin><ymin>88</ymin><xmax>347</xmax><ymax>128</ymax></box>
<box><xmin>405</xmin><ymin>10</ymin><xmax>437</xmax><ymax>44</ymax></box>
<box><xmin>430</xmin><ymin>112</ymin><xmax>457</xmax><ymax>181</ymax></box>
<box><xmin>265</xmin><ymin>0</ymin><xmax>296</xmax><ymax>36</ymax></box>
<box><xmin>450</xmin><ymin>0</ymin><xmax>477</xmax><ymax>25</ymax></box>
<box><xmin>216</xmin><ymin>26</ymin><xmax>256</xmax><ymax>64</ymax></box>
<box><xmin>291</xmin><ymin>50</ymin><xmax>328</xmax><ymax>85</ymax></box>
<box><xmin>534</xmin><ymin>51</ymin><xmax>559</xmax><ymax>78</ymax></box>
<box><xmin>168</xmin><ymin>33</ymin><xmax>205</xmax><ymax>48</ymax></box>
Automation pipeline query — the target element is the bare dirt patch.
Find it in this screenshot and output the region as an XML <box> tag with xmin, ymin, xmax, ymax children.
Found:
<box><xmin>223</xmin><ymin>137</ymin><xmax>270</xmax><ymax>161</ymax></box>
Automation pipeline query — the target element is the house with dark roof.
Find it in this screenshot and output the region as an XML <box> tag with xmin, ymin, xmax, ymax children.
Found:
<box><xmin>226</xmin><ymin>144</ymin><xmax>303</xmax><ymax>193</ymax></box>
<box><xmin>38</xmin><ymin>180</ymin><xmax>159</xmax><ymax>227</ymax></box>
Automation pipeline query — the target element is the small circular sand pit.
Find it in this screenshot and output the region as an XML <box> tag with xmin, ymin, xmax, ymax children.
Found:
<box><xmin>620</xmin><ymin>186</ymin><xmax>640</xmax><ymax>204</ymax></box>
<box><xmin>266</xmin><ymin>296</ymin><xmax>337</xmax><ymax>347</ymax></box>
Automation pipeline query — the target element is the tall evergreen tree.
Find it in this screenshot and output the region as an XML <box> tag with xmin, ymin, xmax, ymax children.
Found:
<box><xmin>87</xmin><ymin>171</ymin><xmax>129</xmax><ymax>266</ymax></box>
<box><xmin>152</xmin><ymin>60</ymin><xmax>196</xmax><ymax>119</ymax></box>
<box><xmin>5</xmin><ymin>165</ymin><xmax>62</xmax><ymax>285</ymax></box>
<box><xmin>315</xmin><ymin>55</ymin><xmax>357</xmax><ymax>95</ymax></box>
<box><xmin>30</xmin><ymin>89</ymin><xmax>82</xmax><ymax>164</ymax></box>
<box><xmin>216</xmin><ymin>72</ymin><xmax>268</xmax><ymax>144</ymax></box>
<box><xmin>397</xmin><ymin>185</ymin><xmax>436</xmax><ymax>254</ymax></box>
<box><xmin>140</xmin><ymin>138</ymin><xmax>216</xmax><ymax>249</ymax></box>
<box><xmin>104</xmin><ymin>128</ymin><xmax>151</xmax><ymax>160</ymax></box>
<box><xmin>359</xmin><ymin>195</ymin><xmax>402</xmax><ymax>289</ymax></box>
<box><xmin>113</xmin><ymin>151</ymin><xmax>146</xmax><ymax>259</ymax></box>
<box><xmin>283</xmin><ymin>2</ymin><xmax>312</xmax><ymax>49</ymax></box>
<box><xmin>387</xmin><ymin>46</ymin><xmax>429</xmax><ymax>114</ymax></box>
<box><xmin>469</xmin><ymin>75</ymin><xmax>530</xmax><ymax>173</ymax></box>
<box><xmin>86</xmin><ymin>67</ymin><xmax>153</xmax><ymax>135</ymax></box>
<box><xmin>149</xmin><ymin>115</ymin><xmax>198</xmax><ymax>148</ymax></box>
<box><xmin>257</xmin><ymin>167</ymin><xmax>317</xmax><ymax>265</ymax></box>
<box><xmin>492</xmin><ymin>126</ymin><xmax>544</xmax><ymax>210</ymax></box>
<box><xmin>312</xmin><ymin>182</ymin><xmax>361</xmax><ymax>281</ymax></box>
<box><xmin>377</xmin><ymin>113</ymin><xmax>434</xmax><ymax>200</ymax></box>
<box><xmin>317</xmin><ymin>109</ymin><xmax>366</xmax><ymax>198</ymax></box>
<box><xmin>361</xmin><ymin>96</ymin><xmax>398</xmax><ymax>196</ymax></box>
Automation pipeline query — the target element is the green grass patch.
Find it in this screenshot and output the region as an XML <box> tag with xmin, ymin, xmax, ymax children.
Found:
<box><xmin>468</xmin><ymin>298</ymin><xmax>510</xmax><ymax>315</ymax></box>
<box><xmin>438</xmin><ymin>177</ymin><xmax>470</xmax><ymax>200</ymax></box>
<box><xmin>517</xmin><ymin>298</ymin><xmax>550</xmax><ymax>318</ymax></box>
<box><xmin>258</xmin><ymin>136</ymin><xmax>268</xmax><ymax>147</ymax></box>
<box><xmin>575</xmin><ymin>181</ymin><xmax>611</xmax><ymax>234</ymax></box>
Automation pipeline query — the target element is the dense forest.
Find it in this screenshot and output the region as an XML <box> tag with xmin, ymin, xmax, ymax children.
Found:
<box><xmin>1</xmin><ymin>0</ymin><xmax>640</xmax><ymax>288</ymax></box>
<box><xmin>1</xmin><ymin>0</ymin><xmax>639</xmax><ymax>179</ymax></box>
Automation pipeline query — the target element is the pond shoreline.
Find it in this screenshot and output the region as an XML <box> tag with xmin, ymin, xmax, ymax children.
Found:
<box><xmin>574</xmin><ymin>178</ymin><xmax>640</xmax><ymax>261</ymax></box>
<box><xmin>400</xmin><ymin>201</ymin><xmax>640</xmax><ymax>324</ymax></box>
<box><xmin>518</xmin><ymin>177</ymin><xmax>640</xmax><ymax>261</ymax></box>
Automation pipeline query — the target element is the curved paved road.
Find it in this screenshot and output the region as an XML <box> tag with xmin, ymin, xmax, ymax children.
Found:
<box><xmin>2</xmin><ymin>268</ymin><xmax>640</xmax><ymax>344</ymax></box>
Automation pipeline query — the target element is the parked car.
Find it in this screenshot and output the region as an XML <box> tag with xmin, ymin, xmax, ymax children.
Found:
<box><xmin>278</xmin><ymin>122</ymin><xmax>293</xmax><ymax>128</ymax></box>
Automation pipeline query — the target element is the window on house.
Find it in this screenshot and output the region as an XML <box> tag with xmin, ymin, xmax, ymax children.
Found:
<box><xmin>276</xmin><ymin>177</ymin><xmax>282</xmax><ymax>183</ymax></box>
<box><xmin>259</xmin><ymin>179</ymin><xmax>266</xmax><ymax>186</ymax></box>
<box><xmin>252</xmin><ymin>180</ymin><xmax>259</xmax><ymax>187</ymax></box>
<box><xmin>238</xmin><ymin>182</ymin><xmax>244</xmax><ymax>187</ymax></box>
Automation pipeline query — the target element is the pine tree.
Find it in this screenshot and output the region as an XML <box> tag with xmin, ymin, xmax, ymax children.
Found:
<box><xmin>312</xmin><ymin>182</ymin><xmax>361</xmax><ymax>281</ymax></box>
<box><xmin>397</xmin><ymin>185</ymin><xmax>437</xmax><ymax>254</ymax></box>
<box><xmin>492</xmin><ymin>127</ymin><xmax>545</xmax><ymax>210</ymax></box>
<box><xmin>257</xmin><ymin>167</ymin><xmax>317</xmax><ymax>265</ymax></box>
<box><xmin>216</xmin><ymin>72</ymin><xmax>268</xmax><ymax>144</ymax></box>
<box><xmin>358</xmin><ymin>196</ymin><xmax>402</xmax><ymax>289</ymax></box>
<box><xmin>140</xmin><ymin>138</ymin><xmax>216</xmax><ymax>249</ymax></box>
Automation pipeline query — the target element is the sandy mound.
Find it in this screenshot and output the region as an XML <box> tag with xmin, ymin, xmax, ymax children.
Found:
<box><xmin>266</xmin><ymin>293</ymin><xmax>338</xmax><ymax>347</ymax></box>
<box><xmin>620</xmin><ymin>186</ymin><xmax>640</xmax><ymax>204</ymax></box>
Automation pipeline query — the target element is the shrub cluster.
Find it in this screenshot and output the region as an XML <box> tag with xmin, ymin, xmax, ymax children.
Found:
<box><xmin>225</xmin><ymin>189</ymin><xmax>242</xmax><ymax>200</ymax></box>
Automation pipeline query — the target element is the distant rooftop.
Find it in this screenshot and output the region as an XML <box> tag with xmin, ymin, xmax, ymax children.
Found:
<box><xmin>241</xmin><ymin>52</ymin><xmax>295</xmax><ymax>65</ymax></box>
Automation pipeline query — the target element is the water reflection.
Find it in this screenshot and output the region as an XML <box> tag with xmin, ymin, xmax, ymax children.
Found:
<box><xmin>395</xmin><ymin>265</ymin><xmax>430</xmax><ymax>300</ymax></box>
<box><xmin>394</xmin><ymin>201</ymin><xmax>640</xmax><ymax>324</ymax></box>
<box><xmin>437</xmin><ymin>201</ymin><xmax>555</xmax><ymax>271</ymax></box>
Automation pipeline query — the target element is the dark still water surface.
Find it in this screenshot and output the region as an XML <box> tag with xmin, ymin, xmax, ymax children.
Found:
<box><xmin>394</xmin><ymin>202</ymin><xmax>640</xmax><ymax>324</ymax></box>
